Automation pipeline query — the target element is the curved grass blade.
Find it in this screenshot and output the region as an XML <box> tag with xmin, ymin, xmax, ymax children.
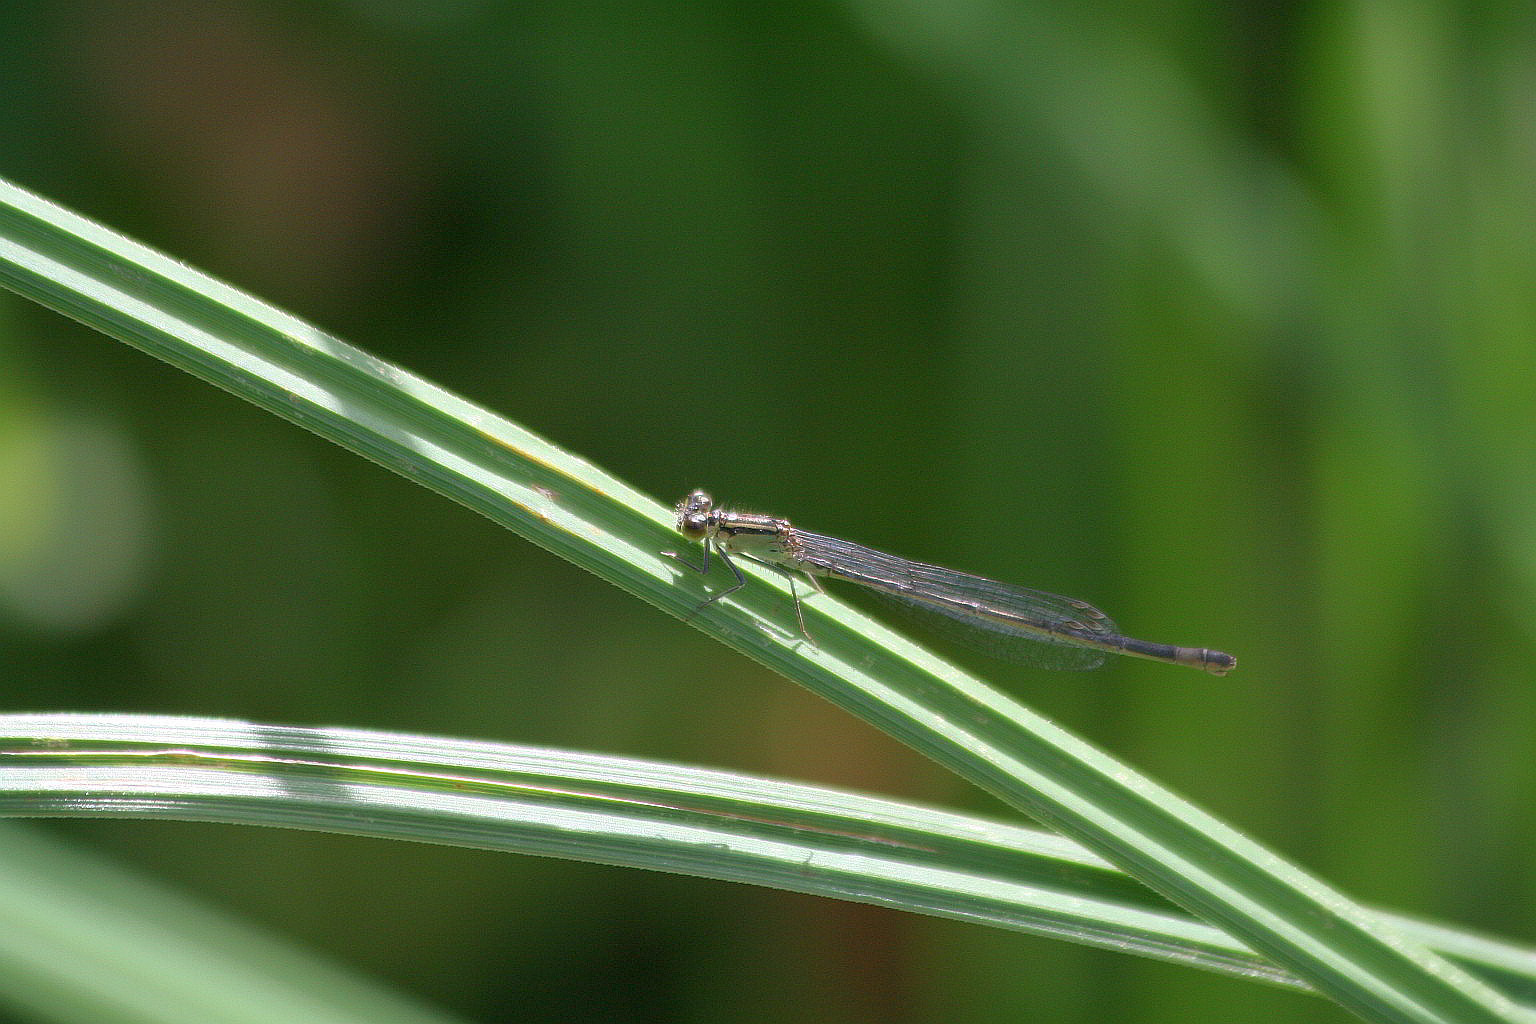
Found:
<box><xmin>0</xmin><ymin>713</ymin><xmax>1533</xmax><ymax>1012</ymax></box>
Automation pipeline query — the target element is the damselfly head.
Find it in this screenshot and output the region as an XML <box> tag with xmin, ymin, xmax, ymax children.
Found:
<box><xmin>675</xmin><ymin>490</ymin><xmax>715</xmax><ymax>539</ymax></box>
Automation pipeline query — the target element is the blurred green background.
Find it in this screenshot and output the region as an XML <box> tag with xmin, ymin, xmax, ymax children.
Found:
<box><xmin>2</xmin><ymin>1</ymin><xmax>1534</xmax><ymax>1021</ymax></box>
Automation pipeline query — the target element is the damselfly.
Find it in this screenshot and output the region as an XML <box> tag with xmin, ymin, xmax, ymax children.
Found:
<box><xmin>664</xmin><ymin>490</ymin><xmax>1235</xmax><ymax>674</ymax></box>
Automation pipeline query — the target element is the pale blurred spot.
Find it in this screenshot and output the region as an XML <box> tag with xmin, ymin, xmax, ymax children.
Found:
<box><xmin>0</xmin><ymin>408</ymin><xmax>154</xmax><ymax>634</ymax></box>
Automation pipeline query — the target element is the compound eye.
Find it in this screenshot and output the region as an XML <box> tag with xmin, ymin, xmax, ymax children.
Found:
<box><xmin>675</xmin><ymin>490</ymin><xmax>715</xmax><ymax>533</ymax></box>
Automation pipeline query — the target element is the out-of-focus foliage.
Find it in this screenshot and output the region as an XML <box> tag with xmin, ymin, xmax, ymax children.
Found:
<box><xmin>0</xmin><ymin>2</ymin><xmax>1531</xmax><ymax>1022</ymax></box>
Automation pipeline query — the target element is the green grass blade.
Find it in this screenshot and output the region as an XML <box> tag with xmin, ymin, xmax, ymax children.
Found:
<box><xmin>0</xmin><ymin>177</ymin><xmax>1528</xmax><ymax>1024</ymax></box>
<box><xmin>0</xmin><ymin>819</ymin><xmax>467</xmax><ymax>1024</ymax></box>
<box><xmin>1</xmin><ymin>712</ymin><xmax>1533</xmax><ymax>1010</ymax></box>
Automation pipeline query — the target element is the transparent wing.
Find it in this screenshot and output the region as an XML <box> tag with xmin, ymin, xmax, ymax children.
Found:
<box><xmin>791</xmin><ymin>531</ymin><xmax>1116</xmax><ymax>671</ymax></box>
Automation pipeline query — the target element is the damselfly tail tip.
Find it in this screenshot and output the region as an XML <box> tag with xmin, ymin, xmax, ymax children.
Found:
<box><xmin>1202</xmin><ymin>650</ymin><xmax>1237</xmax><ymax>676</ymax></box>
